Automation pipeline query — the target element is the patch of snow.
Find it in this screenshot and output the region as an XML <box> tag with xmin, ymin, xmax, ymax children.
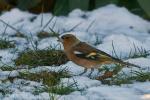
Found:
<box><xmin>0</xmin><ymin>9</ymin><xmax>36</xmax><ymax>35</ymax></box>
<box><xmin>3</xmin><ymin>92</ymin><xmax>41</xmax><ymax>100</ymax></box>
<box><xmin>87</xmin><ymin>4</ymin><xmax>150</xmax><ymax>34</ymax></box>
<box><xmin>127</xmin><ymin>58</ymin><xmax>150</xmax><ymax>68</ymax></box>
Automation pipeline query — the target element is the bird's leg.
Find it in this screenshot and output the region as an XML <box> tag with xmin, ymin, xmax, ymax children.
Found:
<box><xmin>88</xmin><ymin>68</ymin><xmax>94</xmax><ymax>77</ymax></box>
<box><xmin>79</xmin><ymin>68</ymin><xmax>87</xmax><ymax>75</ymax></box>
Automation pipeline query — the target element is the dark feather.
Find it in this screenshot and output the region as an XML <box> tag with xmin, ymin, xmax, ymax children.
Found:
<box><xmin>73</xmin><ymin>42</ymin><xmax>113</xmax><ymax>60</ymax></box>
<box><xmin>73</xmin><ymin>42</ymin><xmax>113</xmax><ymax>57</ymax></box>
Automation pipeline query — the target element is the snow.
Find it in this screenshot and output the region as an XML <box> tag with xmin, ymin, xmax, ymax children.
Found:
<box><xmin>0</xmin><ymin>50</ymin><xmax>17</xmax><ymax>65</ymax></box>
<box><xmin>86</xmin><ymin>86</ymin><xmax>140</xmax><ymax>100</ymax></box>
<box><xmin>0</xmin><ymin>71</ymin><xmax>18</xmax><ymax>80</ymax></box>
<box><xmin>3</xmin><ymin>92</ymin><xmax>51</xmax><ymax>100</ymax></box>
<box><xmin>0</xmin><ymin>9</ymin><xmax>36</xmax><ymax>36</ymax></box>
<box><xmin>37</xmin><ymin>37</ymin><xmax>62</xmax><ymax>50</ymax></box>
<box><xmin>0</xmin><ymin>4</ymin><xmax>150</xmax><ymax>100</ymax></box>
<box><xmin>59</xmin><ymin>82</ymin><xmax>150</xmax><ymax>100</ymax></box>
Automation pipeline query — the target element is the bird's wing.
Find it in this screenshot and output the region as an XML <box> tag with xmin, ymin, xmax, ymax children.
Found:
<box><xmin>73</xmin><ymin>42</ymin><xmax>141</xmax><ymax>68</ymax></box>
<box><xmin>73</xmin><ymin>42</ymin><xmax>113</xmax><ymax>61</ymax></box>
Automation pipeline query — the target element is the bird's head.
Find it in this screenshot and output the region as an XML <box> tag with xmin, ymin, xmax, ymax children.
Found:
<box><xmin>59</xmin><ymin>34</ymin><xmax>80</xmax><ymax>50</ymax></box>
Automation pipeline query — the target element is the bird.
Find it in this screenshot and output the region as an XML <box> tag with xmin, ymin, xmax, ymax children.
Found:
<box><xmin>58</xmin><ymin>34</ymin><xmax>140</xmax><ymax>78</ymax></box>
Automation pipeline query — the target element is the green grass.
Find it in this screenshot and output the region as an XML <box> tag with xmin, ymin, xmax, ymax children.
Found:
<box><xmin>33</xmin><ymin>84</ymin><xmax>77</xmax><ymax>96</ymax></box>
<box><xmin>46</xmin><ymin>84</ymin><xmax>76</xmax><ymax>95</ymax></box>
<box><xmin>15</xmin><ymin>49</ymin><xmax>69</xmax><ymax>66</ymax></box>
<box><xmin>128</xmin><ymin>45</ymin><xmax>150</xmax><ymax>59</ymax></box>
<box><xmin>18</xmin><ymin>68</ymin><xmax>77</xmax><ymax>95</ymax></box>
<box><xmin>0</xmin><ymin>39</ymin><xmax>15</xmax><ymax>49</ymax></box>
<box><xmin>101</xmin><ymin>70</ymin><xmax>150</xmax><ymax>85</ymax></box>
<box><xmin>33</xmin><ymin>79</ymin><xmax>79</xmax><ymax>95</ymax></box>
<box><xmin>18</xmin><ymin>69</ymin><xmax>70</xmax><ymax>87</ymax></box>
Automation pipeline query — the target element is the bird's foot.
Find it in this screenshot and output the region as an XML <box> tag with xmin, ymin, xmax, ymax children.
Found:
<box><xmin>87</xmin><ymin>68</ymin><xmax>94</xmax><ymax>77</ymax></box>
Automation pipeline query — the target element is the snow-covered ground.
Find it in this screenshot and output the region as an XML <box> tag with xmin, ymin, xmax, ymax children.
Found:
<box><xmin>0</xmin><ymin>4</ymin><xmax>150</xmax><ymax>100</ymax></box>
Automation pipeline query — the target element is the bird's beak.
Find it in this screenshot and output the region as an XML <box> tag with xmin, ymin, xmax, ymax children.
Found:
<box><xmin>57</xmin><ymin>37</ymin><xmax>63</xmax><ymax>42</ymax></box>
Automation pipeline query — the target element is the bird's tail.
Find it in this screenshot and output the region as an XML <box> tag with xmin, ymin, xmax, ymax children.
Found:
<box><xmin>112</xmin><ymin>57</ymin><xmax>141</xmax><ymax>68</ymax></box>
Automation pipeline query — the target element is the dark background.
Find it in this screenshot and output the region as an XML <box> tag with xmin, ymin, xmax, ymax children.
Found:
<box><xmin>0</xmin><ymin>0</ymin><xmax>149</xmax><ymax>20</ymax></box>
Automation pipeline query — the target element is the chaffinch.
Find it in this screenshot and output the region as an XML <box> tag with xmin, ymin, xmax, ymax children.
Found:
<box><xmin>58</xmin><ymin>34</ymin><xmax>140</xmax><ymax>78</ymax></box>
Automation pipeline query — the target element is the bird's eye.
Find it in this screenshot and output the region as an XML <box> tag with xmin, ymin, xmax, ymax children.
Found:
<box><xmin>65</xmin><ymin>37</ymin><xmax>69</xmax><ymax>39</ymax></box>
<box><xmin>61</xmin><ymin>36</ymin><xmax>65</xmax><ymax>39</ymax></box>
<box><xmin>61</xmin><ymin>36</ymin><xmax>69</xmax><ymax>39</ymax></box>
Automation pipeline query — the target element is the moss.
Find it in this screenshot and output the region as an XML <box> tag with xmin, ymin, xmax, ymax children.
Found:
<box><xmin>0</xmin><ymin>39</ymin><xmax>15</xmax><ymax>49</ymax></box>
<box><xmin>15</xmin><ymin>49</ymin><xmax>69</xmax><ymax>66</ymax></box>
